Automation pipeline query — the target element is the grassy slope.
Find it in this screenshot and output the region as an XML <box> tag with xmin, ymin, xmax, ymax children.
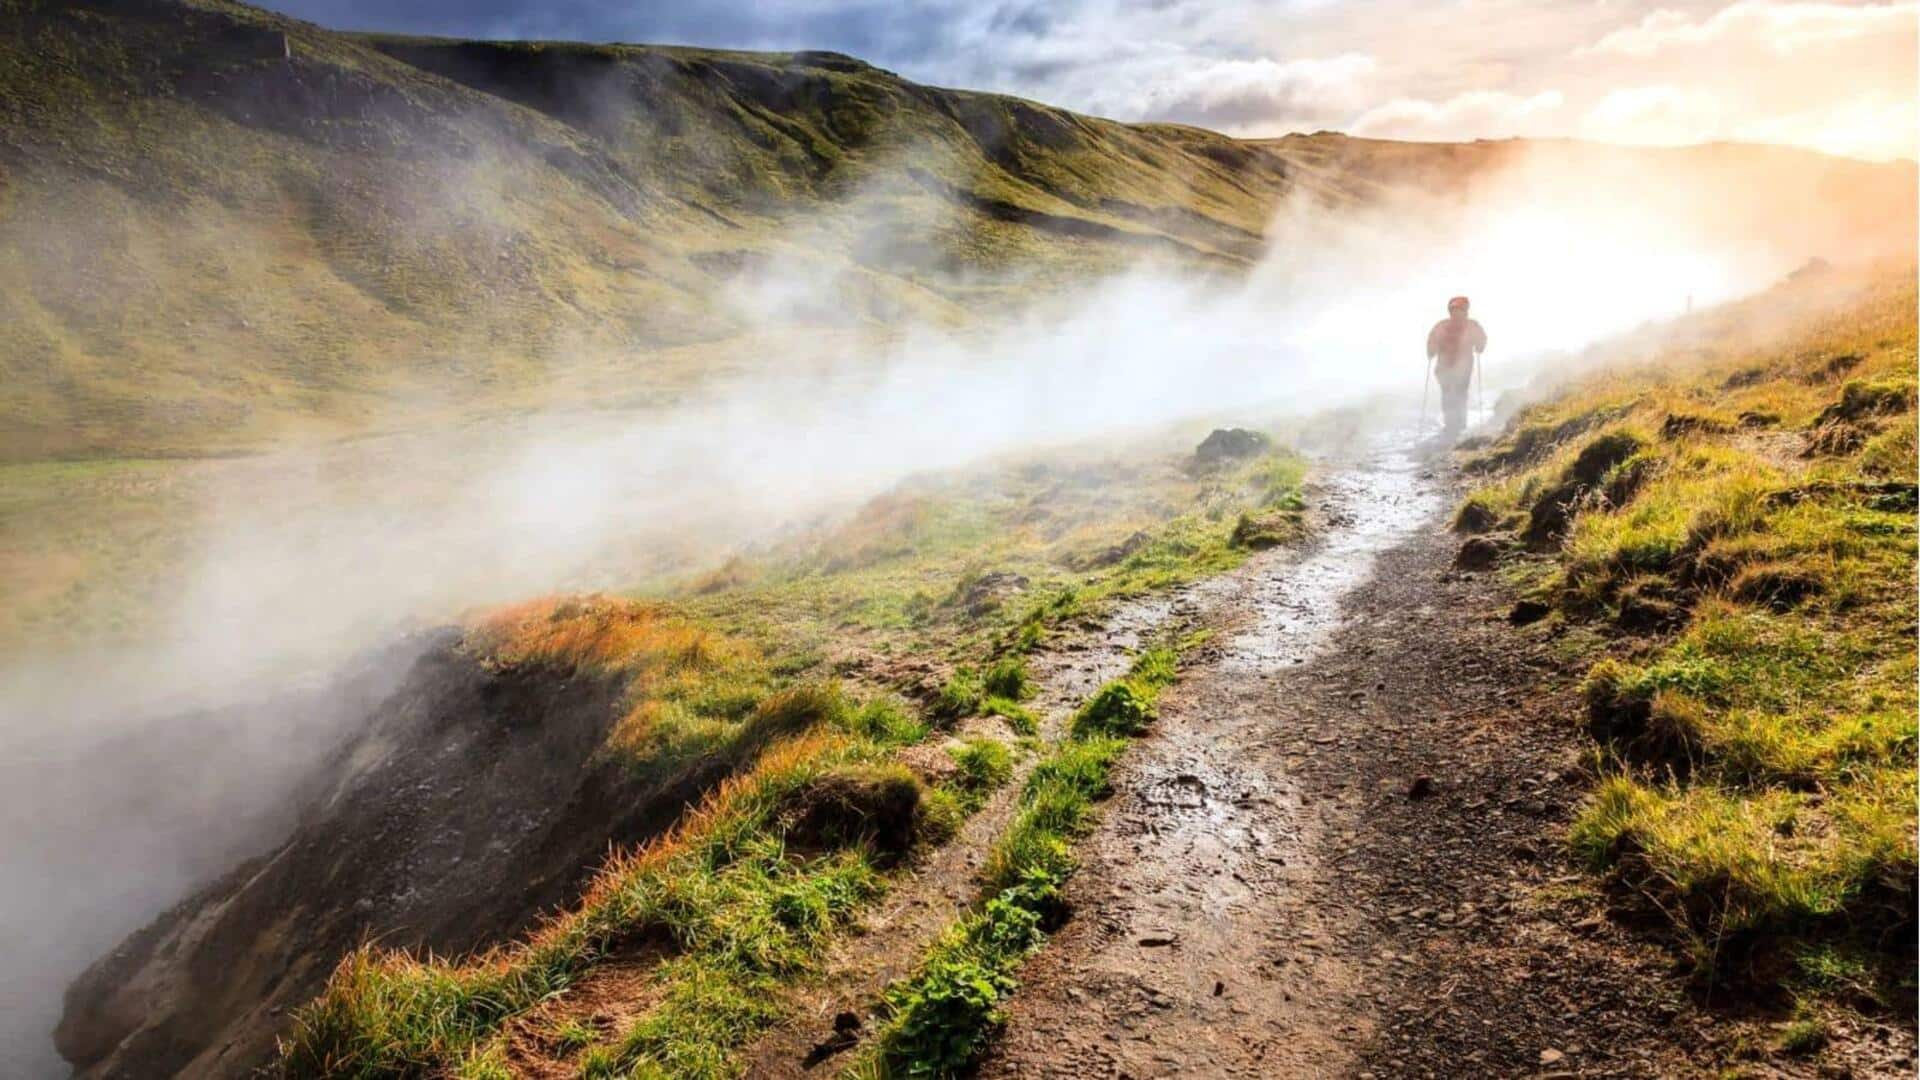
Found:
<box><xmin>1457</xmin><ymin>265</ymin><xmax>1916</xmax><ymax>1037</ymax></box>
<box><xmin>0</xmin><ymin>0</ymin><xmax>1294</xmax><ymax>463</ymax></box>
<box><xmin>5</xmin><ymin>2</ymin><xmax>1913</xmax><ymax>466</ymax></box>
<box><xmin>271</xmin><ymin>436</ymin><xmax>1304</xmax><ymax>1077</ymax></box>
<box><xmin>3</xmin><ymin>0</ymin><xmax>1913</xmax><ymax>656</ymax></box>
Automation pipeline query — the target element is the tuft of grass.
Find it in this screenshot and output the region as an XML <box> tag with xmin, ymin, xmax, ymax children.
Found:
<box><xmin>947</xmin><ymin>738</ymin><xmax>1015</xmax><ymax>811</ymax></box>
<box><xmin>981</xmin><ymin>655</ymin><xmax>1032</xmax><ymax>701</ymax></box>
<box><xmin>1254</xmin><ymin>453</ymin><xmax>1307</xmax><ymax>504</ymax></box>
<box><xmin>553</xmin><ymin>1017</ymin><xmax>598</xmax><ymax>1053</ymax></box>
<box><xmin>1229</xmin><ymin>509</ymin><xmax>1303</xmax><ymax>549</ymax></box>
<box><xmin>1775</xmin><ymin>1006</ymin><xmax>1829</xmax><ymax>1056</ymax></box>
<box><xmin>1070</xmin><ymin>645</ymin><xmax>1178</xmax><ymax>739</ymax></box>
<box><xmin>980</xmin><ymin>695</ymin><xmax>1039</xmax><ymax>736</ymax></box>
<box><xmin>845</xmin><ymin>696</ymin><xmax>930</xmax><ymax>747</ymax></box>
<box><xmin>856</xmin><ymin>869</ymin><xmax>1055</xmax><ymax>1079</ymax></box>
<box><xmin>933</xmin><ymin>667</ymin><xmax>985</xmax><ymax>720</ymax></box>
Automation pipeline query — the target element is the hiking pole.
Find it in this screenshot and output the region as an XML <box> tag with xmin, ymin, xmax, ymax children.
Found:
<box><xmin>1474</xmin><ymin>351</ymin><xmax>1484</xmax><ymax>426</ymax></box>
<box><xmin>1474</xmin><ymin>349</ymin><xmax>1489</xmax><ymax>424</ymax></box>
<box><xmin>1418</xmin><ymin>361</ymin><xmax>1430</xmax><ymax>434</ymax></box>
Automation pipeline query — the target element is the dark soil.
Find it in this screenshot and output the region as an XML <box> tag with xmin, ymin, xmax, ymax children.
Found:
<box><xmin>55</xmin><ymin>635</ymin><xmax>766</xmax><ymax>1079</ymax></box>
<box><xmin>779</xmin><ymin>765</ymin><xmax>927</xmax><ymax>864</ymax></box>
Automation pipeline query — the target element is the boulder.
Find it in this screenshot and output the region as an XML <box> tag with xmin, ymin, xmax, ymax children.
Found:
<box><xmin>1193</xmin><ymin>427</ymin><xmax>1271</xmax><ymax>466</ymax></box>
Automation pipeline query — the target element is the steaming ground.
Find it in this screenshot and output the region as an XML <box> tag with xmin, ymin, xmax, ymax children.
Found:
<box><xmin>0</xmin><ymin>286</ymin><xmax>1793</xmax><ymax>1073</ymax></box>
<box><xmin>0</xmin><ymin>161</ymin><xmax>1880</xmax><ymax>1070</ymax></box>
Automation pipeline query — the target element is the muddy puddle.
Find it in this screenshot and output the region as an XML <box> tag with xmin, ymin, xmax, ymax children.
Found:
<box><xmin>1222</xmin><ymin>444</ymin><xmax>1443</xmax><ymax>672</ymax></box>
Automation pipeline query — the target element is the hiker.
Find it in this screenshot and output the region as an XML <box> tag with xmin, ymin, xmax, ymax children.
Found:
<box><xmin>1427</xmin><ymin>295</ymin><xmax>1487</xmax><ymax>437</ymax></box>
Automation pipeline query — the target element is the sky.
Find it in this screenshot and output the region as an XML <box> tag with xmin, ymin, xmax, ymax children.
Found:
<box><xmin>265</xmin><ymin>0</ymin><xmax>1918</xmax><ymax>161</ymax></box>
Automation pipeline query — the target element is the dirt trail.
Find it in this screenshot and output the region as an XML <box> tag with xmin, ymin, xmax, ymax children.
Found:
<box><xmin>974</xmin><ymin>440</ymin><xmax>1780</xmax><ymax>1079</ymax></box>
<box><xmin>737</xmin><ymin>435</ymin><xmax>1913</xmax><ymax>1079</ymax></box>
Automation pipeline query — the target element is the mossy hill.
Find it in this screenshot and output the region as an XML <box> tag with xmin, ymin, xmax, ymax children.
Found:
<box><xmin>3</xmin><ymin>0</ymin><xmax>1913</xmax><ymax>462</ymax></box>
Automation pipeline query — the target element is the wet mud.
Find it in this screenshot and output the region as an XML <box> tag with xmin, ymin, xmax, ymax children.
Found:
<box><xmin>980</xmin><ymin>442</ymin><xmax>1449</xmax><ymax>1078</ymax></box>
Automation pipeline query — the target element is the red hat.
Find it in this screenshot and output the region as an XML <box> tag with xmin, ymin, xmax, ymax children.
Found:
<box><xmin>1448</xmin><ymin>296</ymin><xmax>1470</xmax><ymax>310</ymax></box>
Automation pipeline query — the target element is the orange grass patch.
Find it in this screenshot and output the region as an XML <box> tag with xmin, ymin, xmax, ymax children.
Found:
<box><xmin>467</xmin><ymin>593</ymin><xmax>755</xmax><ymax>677</ymax></box>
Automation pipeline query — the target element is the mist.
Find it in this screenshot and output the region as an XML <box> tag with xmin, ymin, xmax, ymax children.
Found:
<box><xmin>0</xmin><ymin>138</ymin><xmax>1867</xmax><ymax>1071</ymax></box>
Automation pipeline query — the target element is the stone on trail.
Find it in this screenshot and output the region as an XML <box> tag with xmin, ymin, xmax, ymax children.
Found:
<box><xmin>1508</xmin><ymin>598</ymin><xmax>1552</xmax><ymax>626</ymax></box>
<box><xmin>1453</xmin><ymin>535</ymin><xmax>1505</xmax><ymax>570</ymax></box>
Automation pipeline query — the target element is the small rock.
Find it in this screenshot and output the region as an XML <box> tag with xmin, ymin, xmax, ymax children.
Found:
<box><xmin>1453</xmin><ymin>535</ymin><xmax>1505</xmax><ymax>570</ymax></box>
<box><xmin>1508</xmin><ymin>599</ymin><xmax>1552</xmax><ymax>626</ymax></box>
<box><xmin>1453</xmin><ymin>500</ymin><xmax>1499</xmax><ymax>534</ymax></box>
<box><xmin>1540</xmin><ymin>1048</ymin><xmax>1565</xmax><ymax>1065</ymax></box>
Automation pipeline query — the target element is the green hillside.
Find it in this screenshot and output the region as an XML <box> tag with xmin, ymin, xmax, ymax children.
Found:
<box><xmin>0</xmin><ymin>0</ymin><xmax>1300</xmax><ymax>462</ymax></box>
<box><xmin>0</xmin><ymin>0</ymin><xmax>1913</xmax><ymax>656</ymax></box>
<box><xmin>4</xmin><ymin>0</ymin><xmax>1914</xmax><ymax>464</ymax></box>
<box><xmin>1459</xmin><ymin>263</ymin><xmax>1917</xmax><ymax>1048</ymax></box>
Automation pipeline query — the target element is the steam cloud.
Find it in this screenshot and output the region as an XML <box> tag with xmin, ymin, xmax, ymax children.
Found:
<box><xmin>0</xmin><ymin>139</ymin><xmax>1873</xmax><ymax>1072</ymax></box>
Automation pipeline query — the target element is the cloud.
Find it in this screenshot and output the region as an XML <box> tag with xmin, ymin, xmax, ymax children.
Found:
<box><xmin>1583</xmin><ymin>83</ymin><xmax>1919</xmax><ymax>161</ymax></box>
<box><xmin>1103</xmin><ymin>52</ymin><xmax>1378</xmax><ymax>132</ymax></box>
<box><xmin>1568</xmin><ymin>2</ymin><xmax>1918</xmax><ymax>159</ymax></box>
<box><xmin>1586</xmin><ymin>0</ymin><xmax>1918</xmax><ymax>57</ymax></box>
<box><xmin>1351</xmin><ymin>89</ymin><xmax>1566</xmax><ymax>141</ymax></box>
<box><xmin>259</xmin><ymin>0</ymin><xmax>1918</xmax><ymax>160</ymax></box>
<box><xmin>1734</xmin><ymin>92</ymin><xmax>1920</xmax><ymax>161</ymax></box>
<box><xmin>1582</xmin><ymin>84</ymin><xmax>1721</xmax><ymax>137</ymax></box>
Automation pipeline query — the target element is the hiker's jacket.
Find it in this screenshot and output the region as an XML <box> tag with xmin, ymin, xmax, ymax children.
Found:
<box><xmin>1427</xmin><ymin>317</ymin><xmax>1487</xmax><ymax>378</ymax></box>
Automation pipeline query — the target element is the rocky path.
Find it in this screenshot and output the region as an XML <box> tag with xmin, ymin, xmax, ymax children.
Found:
<box><xmin>975</xmin><ymin>442</ymin><xmax>1730</xmax><ymax>1078</ymax></box>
